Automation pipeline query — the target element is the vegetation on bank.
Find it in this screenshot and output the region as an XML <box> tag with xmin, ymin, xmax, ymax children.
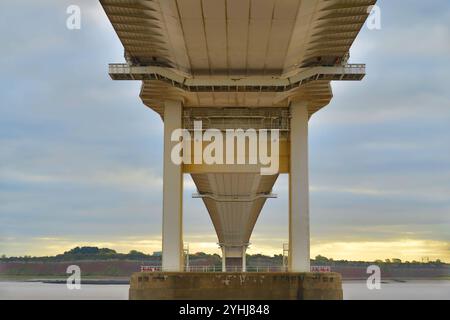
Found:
<box><xmin>312</xmin><ymin>254</ymin><xmax>446</xmax><ymax>266</ymax></box>
<box><xmin>0</xmin><ymin>247</ymin><xmax>446</xmax><ymax>266</ymax></box>
<box><xmin>1</xmin><ymin>247</ymin><xmax>155</xmax><ymax>262</ymax></box>
<box><xmin>1</xmin><ymin>247</ymin><xmax>448</xmax><ymax>279</ymax></box>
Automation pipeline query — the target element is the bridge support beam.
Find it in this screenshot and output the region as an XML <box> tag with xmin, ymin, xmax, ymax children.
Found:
<box><xmin>162</xmin><ymin>100</ymin><xmax>184</xmax><ymax>272</ymax></box>
<box><xmin>242</xmin><ymin>246</ymin><xmax>247</xmax><ymax>272</ymax></box>
<box><xmin>221</xmin><ymin>247</ymin><xmax>226</xmax><ymax>272</ymax></box>
<box><xmin>221</xmin><ymin>245</ymin><xmax>247</xmax><ymax>272</ymax></box>
<box><xmin>289</xmin><ymin>101</ymin><xmax>310</xmax><ymax>272</ymax></box>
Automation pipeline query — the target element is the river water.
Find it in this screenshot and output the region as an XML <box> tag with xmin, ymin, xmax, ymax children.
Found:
<box><xmin>0</xmin><ymin>280</ymin><xmax>448</xmax><ymax>300</ymax></box>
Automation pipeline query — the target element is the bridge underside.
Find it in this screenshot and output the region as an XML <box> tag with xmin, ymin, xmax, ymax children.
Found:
<box><xmin>192</xmin><ymin>172</ymin><xmax>278</xmax><ymax>270</ymax></box>
<box><xmin>100</xmin><ymin>0</ymin><xmax>375</xmax><ymax>272</ymax></box>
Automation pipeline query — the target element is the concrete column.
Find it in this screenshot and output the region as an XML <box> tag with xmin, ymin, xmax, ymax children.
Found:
<box><xmin>162</xmin><ymin>100</ymin><xmax>184</xmax><ymax>272</ymax></box>
<box><xmin>221</xmin><ymin>247</ymin><xmax>226</xmax><ymax>272</ymax></box>
<box><xmin>289</xmin><ymin>101</ymin><xmax>310</xmax><ymax>272</ymax></box>
<box><xmin>242</xmin><ymin>246</ymin><xmax>247</xmax><ymax>272</ymax></box>
<box><xmin>222</xmin><ymin>246</ymin><xmax>246</xmax><ymax>272</ymax></box>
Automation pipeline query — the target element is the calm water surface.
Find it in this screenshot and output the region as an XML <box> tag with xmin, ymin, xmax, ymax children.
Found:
<box><xmin>343</xmin><ymin>280</ymin><xmax>449</xmax><ymax>300</ymax></box>
<box><xmin>0</xmin><ymin>280</ymin><xmax>448</xmax><ymax>300</ymax></box>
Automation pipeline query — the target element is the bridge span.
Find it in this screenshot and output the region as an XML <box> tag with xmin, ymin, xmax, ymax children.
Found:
<box><xmin>100</xmin><ymin>0</ymin><xmax>376</xmax><ymax>276</ymax></box>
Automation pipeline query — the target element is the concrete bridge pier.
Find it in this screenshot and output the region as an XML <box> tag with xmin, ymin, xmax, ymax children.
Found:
<box><xmin>129</xmin><ymin>272</ymin><xmax>343</xmax><ymax>300</ymax></box>
<box><xmin>289</xmin><ymin>101</ymin><xmax>311</xmax><ymax>273</ymax></box>
<box><xmin>221</xmin><ymin>245</ymin><xmax>248</xmax><ymax>272</ymax></box>
<box><xmin>161</xmin><ymin>100</ymin><xmax>184</xmax><ymax>272</ymax></box>
<box><xmin>100</xmin><ymin>0</ymin><xmax>376</xmax><ymax>300</ymax></box>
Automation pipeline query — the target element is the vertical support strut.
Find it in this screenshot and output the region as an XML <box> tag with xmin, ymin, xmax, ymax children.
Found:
<box><xmin>289</xmin><ymin>101</ymin><xmax>310</xmax><ymax>272</ymax></box>
<box><xmin>162</xmin><ymin>100</ymin><xmax>184</xmax><ymax>272</ymax></box>
<box><xmin>221</xmin><ymin>247</ymin><xmax>226</xmax><ymax>272</ymax></box>
<box><xmin>242</xmin><ymin>246</ymin><xmax>247</xmax><ymax>272</ymax></box>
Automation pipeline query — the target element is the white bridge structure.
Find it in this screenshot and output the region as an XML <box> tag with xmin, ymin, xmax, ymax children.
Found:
<box><xmin>101</xmin><ymin>0</ymin><xmax>376</xmax><ymax>273</ymax></box>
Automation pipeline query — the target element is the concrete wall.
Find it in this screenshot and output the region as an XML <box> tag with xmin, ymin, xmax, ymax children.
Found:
<box><xmin>129</xmin><ymin>272</ymin><xmax>343</xmax><ymax>300</ymax></box>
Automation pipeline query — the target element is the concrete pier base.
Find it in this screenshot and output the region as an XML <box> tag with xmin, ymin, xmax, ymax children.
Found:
<box><xmin>129</xmin><ymin>272</ymin><xmax>343</xmax><ymax>300</ymax></box>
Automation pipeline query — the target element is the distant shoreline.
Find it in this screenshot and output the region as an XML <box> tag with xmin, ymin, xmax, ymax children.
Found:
<box><xmin>2</xmin><ymin>248</ymin><xmax>448</xmax><ymax>282</ymax></box>
<box><xmin>1</xmin><ymin>275</ymin><xmax>449</xmax><ymax>284</ymax></box>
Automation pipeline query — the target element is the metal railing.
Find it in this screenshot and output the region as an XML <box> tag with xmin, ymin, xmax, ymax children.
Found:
<box><xmin>140</xmin><ymin>265</ymin><xmax>332</xmax><ymax>273</ymax></box>
<box><xmin>141</xmin><ymin>265</ymin><xmax>290</xmax><ymax>273</ymax></box>
<box><xmin>108</xmin><ymin>63</ymin><xmax>366</xmax><ymax>92</ymax></box>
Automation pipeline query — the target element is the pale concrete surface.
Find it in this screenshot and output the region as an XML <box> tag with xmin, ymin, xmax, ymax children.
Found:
<box><xmin>129</xmin><ymin>272</ymin><xmax>343</xmax><ymax>300</ymax></box>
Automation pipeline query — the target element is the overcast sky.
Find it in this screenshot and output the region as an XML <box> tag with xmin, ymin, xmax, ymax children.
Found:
<box><xmin>1</xmin><ymin>0</ymin><xmax>449</xmax><ymax>262</ymax></box>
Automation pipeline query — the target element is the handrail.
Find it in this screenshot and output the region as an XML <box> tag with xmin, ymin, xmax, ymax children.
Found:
<box><xmin>140</xmin><ymin>265</ymin><xmax>332</xmax><ymax>273</ymax></box>
<box><xmin>108</xmin><ymin>64</ymin><xmax>366</xmax><ymax>92</ymax></box>
<box><xmin>140</xmin><ymin>265</ymin><xmax>290</xmax><ymax>273</ymax></box>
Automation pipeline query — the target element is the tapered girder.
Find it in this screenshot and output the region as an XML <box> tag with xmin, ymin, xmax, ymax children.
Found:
<box><xmin>100</xmin><ymin>0</ymin><xmax>375</xmax><ymax>271</ymax></box>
